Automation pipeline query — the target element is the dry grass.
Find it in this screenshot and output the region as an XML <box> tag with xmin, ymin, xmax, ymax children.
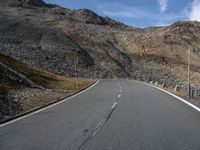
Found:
<box><xmin>0</xmin><ymin>53</ymin><xmax>94</xmax><ymax>122</ymax></box>
<box><xmin>0</xmin><ymin>53</ymin><xmax>93</xmax><ymax>90</ymax></box>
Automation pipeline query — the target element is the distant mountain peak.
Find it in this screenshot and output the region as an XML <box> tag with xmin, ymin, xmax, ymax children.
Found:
<box><xmin>8</xmin><ymin>0</ymin><xmax>54</xmax><ymax>8</ymax></box>
<box><xmin>70</xmin><ymin>8</ymin><xmax>129</xmax><ymax>28</ymax></box>
<box><xmin>77</xmin><ymin>9</ymin><xmax>97</xmax><ymax>15</ymax></box>
<box><xmin>7</xmin><ymin>0</ymin><xmax>128</xmax><ymax>28</ymax></box>
<box><xmin>170</xmin><ymin>21</ymin><xmax>200</xmax><ymax>28</ymax></box>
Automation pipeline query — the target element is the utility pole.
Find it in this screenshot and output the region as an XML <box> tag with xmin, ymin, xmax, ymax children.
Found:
<box><xmin>179</xmin><ymin>38</ymin><xmax>192</xmax><ymax>100</ymax></box>
<box><xmin>74</xmin><ymin>58</ymin><xmax>78</xmax><ymax>91</ymax></box>
<box><xmin>188</xmin><ymin>45</ymin><xmax>191</xmax><ymax>99</ymax></box>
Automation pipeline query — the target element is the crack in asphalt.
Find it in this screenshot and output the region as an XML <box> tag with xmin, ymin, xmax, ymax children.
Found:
<box><xmin>78</xmin><ymin>84</ymin><xmax>122</xmax><ymax>150</ymax></box>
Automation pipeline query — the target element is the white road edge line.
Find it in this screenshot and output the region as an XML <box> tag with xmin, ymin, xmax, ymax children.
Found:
<box><xmin>143</xmin><ymin>82</ymin><xmax>200</xmax><ymax>113</ymax></box>
<box><xmin>0</xmin><ymin>80</ymin><xmax>100</xmax><ymax>128</ymax></box>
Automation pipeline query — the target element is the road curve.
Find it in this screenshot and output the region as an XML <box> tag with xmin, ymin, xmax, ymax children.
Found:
<box><xmin>0</xmin><ymin>79</ymin><xmax>200</xmax><ymax>150</ymax></box>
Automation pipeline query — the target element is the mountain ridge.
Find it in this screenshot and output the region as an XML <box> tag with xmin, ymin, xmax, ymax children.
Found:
<box><xmin>1</xmin><ymin>0</ymin><xmax>200</xmax><ymax>88</ymax></box>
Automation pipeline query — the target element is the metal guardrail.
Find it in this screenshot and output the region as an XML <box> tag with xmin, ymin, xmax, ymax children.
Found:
<box><xmin>181</xmin><ymin>85</ymin><xmax>200</xmax><ymax>99</ymax></box>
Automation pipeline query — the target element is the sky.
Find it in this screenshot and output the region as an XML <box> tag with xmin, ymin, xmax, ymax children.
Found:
<box><xmin>44</xmin><ymin>0</ymin><xmax>200</xmax><ymax>28</ymax></box>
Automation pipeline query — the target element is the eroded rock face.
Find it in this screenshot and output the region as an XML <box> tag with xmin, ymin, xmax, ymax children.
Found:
<box><xmin>0</xmin><ymin>85</ymin><xmax>21</xmax><ymax>122</ymax></box>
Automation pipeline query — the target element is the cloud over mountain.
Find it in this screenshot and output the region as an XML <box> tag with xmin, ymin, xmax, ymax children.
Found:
<box><xmin>157</xmin><ymin>0</ymin><xmax>168</xmax><ymax>12</ymax></box>
<box><xmin>189</xmin><ymin>0</ymin><xmax>200</xmax><ymax>21</ymax></box>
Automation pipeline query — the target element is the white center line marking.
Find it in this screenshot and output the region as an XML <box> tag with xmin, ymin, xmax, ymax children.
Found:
<box><xmin>111</xmin><ymin>102</ymin><xmax>118</xmax><ymax>109</ymax></box>
<box><xmin>118</xmin><ymin>94</ymin><xmax>121</xmax><ymax>99</ymax></box>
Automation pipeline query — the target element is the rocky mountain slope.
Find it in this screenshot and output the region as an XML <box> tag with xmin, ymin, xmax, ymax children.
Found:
<box><xmin>0</xmin><ymin>0</ymin><xmax>200</xmax><ymax>88</ymax></box>
<box><xmin>0</xmin><ymin>52</ymin><xmax>91</xmax><ymax>122</ymax></box>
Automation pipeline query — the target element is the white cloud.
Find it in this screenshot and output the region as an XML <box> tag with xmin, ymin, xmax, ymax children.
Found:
<box><xmin>97</xmin><ymin>3</ymin><xmax>150</xmax><ymax>19</ymax></box>
<box><xmin>100</xmin><ymin>11</ymin><xmax>136</xmax><ymax>18</ymax></box>
<box><xmin>95</xmin><ymin>2</ymin><xmax>185</xmax><ymax>27</ymax></box>
<box><xmin>157</xmin><ymin>0</ymin><xmax>168</xmax><ymax>12</ymax></box>
<box><xmin>155</xmin><ymin>22</ymin><xmax>170</xmax><ymax>27</ymax></box>
<box><xmin>97</xmin><ymin>2</ymin><xmax>183</xmax><ymax>20</ymax></box>
<box><xmin>189</xmin><ymin>0</ymin><xmax>200</xmax><ymax>21</ymax></box>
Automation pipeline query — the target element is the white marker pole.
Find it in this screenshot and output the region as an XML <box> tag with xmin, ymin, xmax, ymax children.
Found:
<box><xmin>188</xmin><ymin>45</ymin><xmax>191</xmax><ymax>99</ymax></box>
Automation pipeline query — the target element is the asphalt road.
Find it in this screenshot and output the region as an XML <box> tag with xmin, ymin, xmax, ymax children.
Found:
<box><xmin>0</xmin><ymin>79</ymin><xmax>200</xmax><ymax>150</ymax></box>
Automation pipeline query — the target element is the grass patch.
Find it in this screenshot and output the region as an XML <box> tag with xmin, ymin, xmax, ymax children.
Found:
<box><xmin>0</xmin><ymin>53</ymin><xmax>92</xmax><ymax>90</ymax></box>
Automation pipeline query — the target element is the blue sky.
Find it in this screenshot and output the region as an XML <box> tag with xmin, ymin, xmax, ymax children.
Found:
<box><xmin>44</xmin><ymin>0</ymin><xmax>200</xmax><ymax>27</ymax></box>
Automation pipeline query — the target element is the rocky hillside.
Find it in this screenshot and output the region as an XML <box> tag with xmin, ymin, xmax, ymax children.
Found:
<box><xmin>0</xmin><ymin>0</ymin><xmax>200</xmax><ymax>88</ymax></box>
<box><xmin>0</xmin><ymin>53</ymin><xmax>91</xmax><ymax>122</ymax></box>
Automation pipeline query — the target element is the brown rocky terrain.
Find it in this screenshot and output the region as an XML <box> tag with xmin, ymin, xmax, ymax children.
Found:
<box><xmin>0</xmin><ymin>0</ymin><xmax>200</xmax><ymax>91</ymax></box>
<box><xmin>0</xmin><ymin>52</ymin><xmax>92</xmax><ymax>123</ymax></box>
